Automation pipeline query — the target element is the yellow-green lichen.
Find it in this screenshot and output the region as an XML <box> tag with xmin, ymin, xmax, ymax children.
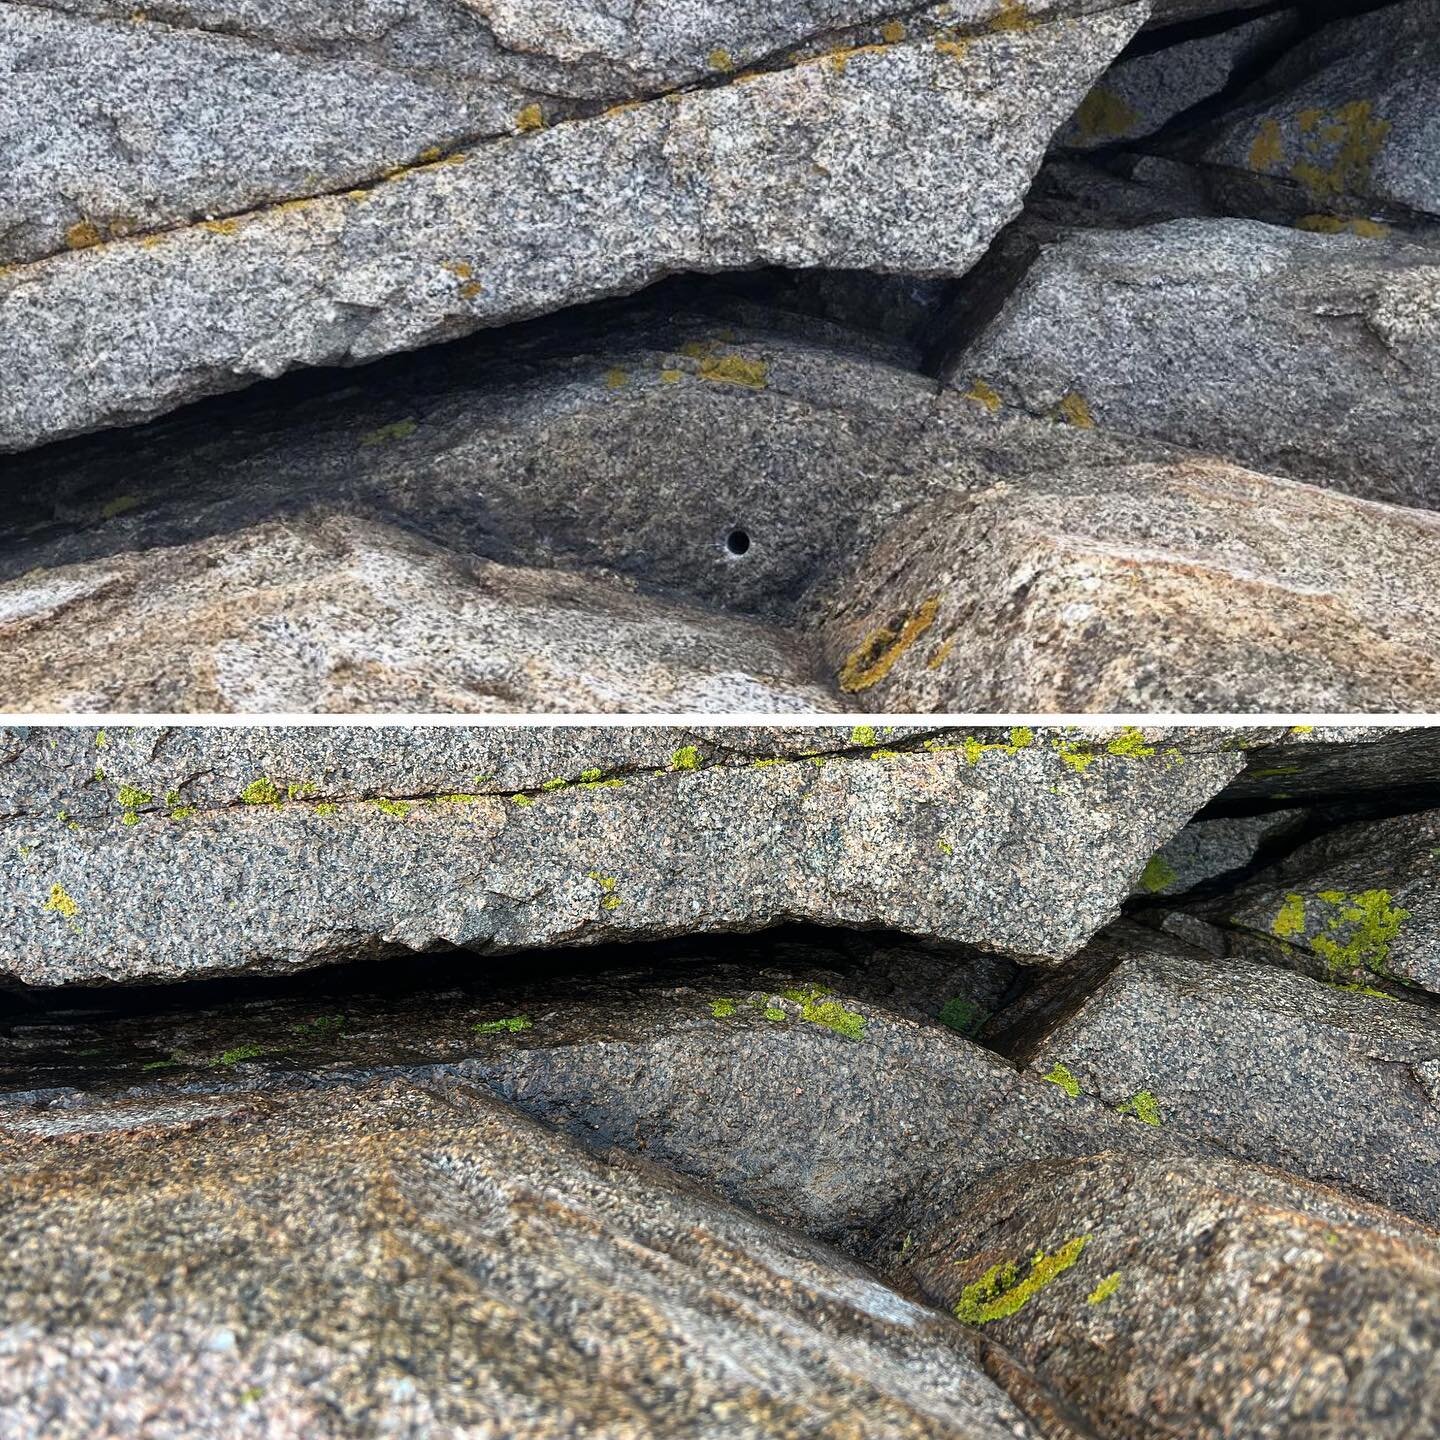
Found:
<box><xmin>698</xmin><ymin>354</ymin><xmax>769</xmax><ymax>389</ymax></box>
<box><xmin>360</xmin><ymin>419</ymin><xmax>418</xmax><ymax>446</ymax></box>
<box><xmin>371</xmin><ymin>797</ymin><xmax>412</xmax><ymax>818</ymax></box>
<box><xmin>850</xmin><ymin>725</ymin><xmax>878</xmax><ymax>747</ymax></box>
<box><xmin>587</xmin><ymin>871</ymin><xmax>622</xmax><ymax>911</ymax></box>
<box><xmin>474</xmin><ymin>1016</ymin><xmax>532</xmax><ymax>1034</ymax></box>
<box><xmin>516</xmin><ymin>103</ymin><xmax>545</xmax><ymax>132</ymax></box>
<box><xmin>1087</xmin><ymin>1271</ymin><xmax>1121</xmax><ymax>1305</ymax></box>
<box><xmin>240</xmin><ymin>778</ymin><xmax>281</xmax><ymax>806</ymax></box>
<box><xmin>1106</xmin><ymin>727</ymin><xmax>1155</xmax><ymax>759</ymax></box>
<box><xmin>1117</xmin><ymin>1089</ymin><xmax>1162</xmax><ymax>1126</ymax></box>
<box><xmin>1309</xmin><ymin>889</ymin><xmax>1410</xmax><ymax>982</ymax></box>
<box><xmin>964</xmin><ymin>378</ymin><xmax>1002</xmax><ymax>413</ymax></box>
<box><xmin>1272</xmin><ymin>891</ymin><xmax>1307</xmax><ymax>939</ymax></box>
<box><xmin>671</xmin><ymin>746</ymin><xmax>703</xmax><ymax>771</ymax></box>
<box><xmin>215</xmin><ymin>1043</ymin><xmax>267</xmax><ymax>1068</ymax></box>
<box><xmin>1073</xmin><ymin>86</ymin><xmax>1140</xmax><ymax>142</ymax></box>
<box><xmin>43</xmin><ymin>882</ymin><xmax>79</xmax><ymax>919</ymax></box>
<box><xmin>780</xmin><ymin>985</ymin><xmax>866</xmax><ymax>1040</ymax></box>
<box><xmin>954</xmin><ymin>1236</ymin><xmax>1089</xmax><ymax>1325</ymax></box>
<box><xmin>938</xmin><ymin>996</ymin><xmax>987</xmax><ymax>1036</ymax></box>
<box><xmin>710</xmin><ymin>998</ymin><xmax>738</xmax><ymax>1018</ymax></box>
<box><xmin>1043</xmin><ymin>1062</ymin><xmax>1081</xmax><ymax>1098</ymax></box>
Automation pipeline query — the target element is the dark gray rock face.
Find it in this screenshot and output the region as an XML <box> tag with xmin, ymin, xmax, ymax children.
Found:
<box><xmin>0</xmin><ymin>1075</ymin><xmax>1052</xmax><ymax>1440</ymax></box>
<box><xmin>0</xmin><ymin>723</ymin><xmax>1241</xmax><ymax>985</ymax></box>
<box><xmin>0</xmin><ymin>2</ymin><xmax>1147</xmax><ymax>452</ymax></box>
<box><xmin>1198</xmin><ymin>807</ymin><xmax>1440</xmax><ymax>998</ymax></box>
<box><xmin>1176</xmin><ymin>0</ymin><xmax>1440</xmax><ymax>224</ymax></box>
<box><xmin>1128</xmin><ymin>809</ymin><xmax>1306</xmax><ymax>899</ymax></box>
<box><xmin>0</xmin><ymin>937</ymin><xmax>1178</xmax><ymax>1263</ymax></box>
<box><xmin>1225</xmin><ymin>726</ymin><xmax>1440</xmax><ymax>807</ymax></box>
<box><xmin>1019</xmin><ymin>925</ymin><xmax>1440</xmax><ymax>1227</ymax></box>
<box><xmin>949</xmin><ymin>219</ymin><xmax>1440</xmax><ymax>510</ymax></box>
<box><xmin>904</xmin><ymin>1150</ymin><xmax>1440</xmax><ymax>1440</ymax></box>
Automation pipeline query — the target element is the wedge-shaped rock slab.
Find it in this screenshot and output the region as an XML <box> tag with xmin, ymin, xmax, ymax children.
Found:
<box><xmin>1021</xmin><ymin>926</ymin><xmax>1440</xmax><ymax>1227</ymax></box>
<box><xmin>0</xmin><ymin>1078</ymin><xmax>1048</xmax><ymax>1440</ymax></box>
<box><xmin>1176</xmin><ymin>0</ymin><xmax>1440</xmax><ymax>224</ymax></box>
<box><xmin>0</xmin><ymin>724</ymin><xmax>1240</xmax><ymax>986</ymax></box>
<box><xmin>1198</xmin><ymin>807</ymin><xmax>1440</xmax><ymax>998</ymax></box>
<box><xmin>0</xmin><ymin>6</ymin><xmax>1146</xmax><ymax>452</ymax></box>
<box><xmin>904</xmin><ymin>1151</ymin><xmax>1440</xmax><ymax>1440</ymax></box>
<box><xmin>950</xmin><ymin>219</ymin><xmax>1440</xmax><ymax>509</ymax></box>
<box><xmin>1225</xmin><ymin>725</ymin><xmax>1440</xmax><ymax>806</ymax></box>
<box><xmin>0</xmin><ymin>938</ymin><xmax>1179</xmax><ymax>1262</ymax></box>
<box><xmin>818</xmin><ymin>449</ymin><xmax>1440</xmax><ymax>711</ymax></box>
<box><xmin>1129</xmin><ymin>810</ymin><xmax>1305</xmax><ymax>899</ymax></box>
<box><xmin>0</xmin><ymin>509</ymin><xmax>840</xmax><ymax>714</ymax></box>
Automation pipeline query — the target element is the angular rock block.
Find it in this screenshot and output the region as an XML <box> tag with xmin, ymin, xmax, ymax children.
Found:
<box><xmin>1020</xmin><ymin>925</ymin><xmax>1440</xmax><ymax>1226</ymax></box>
<box><xmin>816</xmin><ymin>449</ymin><xmax>1440</xmax><ymax>712</ymax></box>
<box><xmin>1176</xmin><ymin>0</ymin><xmax>1440</xmax><ymax>224</ymax></box>
<box><xmin>0</xmin><ymin>2</ymin><xmax>1147</xmax><ymax>451</ymax></box>
<box><xmin>949</xmin><ymin>219</ymin><xmax>1440</xmax><ymax>509</ymax></box>
<box><xmin>0</xmin><ymin>939</ymin><xmax>1180</xmax><ymax>1261</ymax></box>
<box><xmin>905</xmin><ymin>1151</ymin><xmax>1440</xmax><ymax>1440</ymax></box>
<box><xmin>1199</xmin><ymin>807</ymin><xmax>1440</xmax><ymax>998</ymax></box>
<box><xmin>0</xmin><ymin>1077</ymin><xmax>1050</xmax><ymax>1439</ymax></box>
<box><xmin>0</xmin><ymin>509</ymin><xmax>841</xmax><ymax>714</ymax></box>
<box><xmin>0</xmin><ymin>724</ymin><xmax>1240</xmax><ymax>985</ymax></box>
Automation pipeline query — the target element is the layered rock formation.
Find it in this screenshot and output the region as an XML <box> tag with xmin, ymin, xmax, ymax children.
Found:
<box><xmin>4</xmin><ymin>725</ymin><xmax>1440</xmax><ymax>1438</ymax></box>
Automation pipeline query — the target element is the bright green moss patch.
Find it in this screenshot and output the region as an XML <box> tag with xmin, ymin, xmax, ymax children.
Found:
<box><xmin>116</xmin><ymin>784</ymin><xmax>152</xmax><ymax>810</ymax></box>
<box><xmin>850</xmin><ymin>725</ymin><xmax>878</xmax><ymax>747</ymax></box>
<box><xmin>1087</xmin><ymin>1271</ymin><xmax>1121</xmax><ymax>1305</ymax></box>
<box><xmin>1273</xmin><ymin>892</ymin><xmax>1307</xmax><ymax>938</ymax></box>
<box><xmin>587</xmin><ymin>872</ymin><xmax>622</xmax><ymax>910</ymax></box>
<box><xmin>671</xmin><ymin>746</ymin><xmax>702</xmax><ymax>771</ymax></box>
<box><xmin>1043</xmin><ymin>1062</ymin><xmax>1081</xmax><ymax>1098</ymax></box>
<box><xmin>710</xmin><ymin>998</ymin><xmax>738</xmax><ymax>1018</ymax></box>
<box><xmin>293</xmin><ymin>1014</ymin><xmax>345</xmax><ymax>1037</ymax></box>
<box><xmin>1054</xmin><ymin>739</ymin><xmax>1097</xmax><ymax>775</ymax></box>
<box><xmin>43</xmin><ymin>883</ymin><xmax>78</xmax><ymax>919</ymax></box>
<box><xmin>240</xmin><ymin>778</ymin><xmax>281</xmax><ymax>806</ymax></box>
<box><xmin>371</xmin><ymin>798</ymin><xmax>412</xmax><ymax>818</ymax></box>
<box><xmin>1310</xmin><ymin>889</ymin><xmax>1410</xmax><ymax>981</ymax></box>
<box><xmin>763</xmin><ymin>1004</ymin><xmax>786</xmax><ymax>1022</ymax></box>
<box><xmin>1139</xmin><ymin>854</ymin><xmax>1179</xmax><ymax>894</ymax></box>
<box><xmin>1117</xmin><ymin>1089</ymin><xmax>1162</xmax><ymax>1126</ymax></box>
<box><xmin>474</xmin><ymin>1016</ymin><xmax>532</xmax><ymax>1034</ymax></box>
<box><xmin>954</xmin><ymin>1236</ymin><xmax>1090</xmax><ymax>1325</ymax></box>
<box><xmin>780</xmin><ymin>986</ymin><xmax>866</xmax><ymax>1040</ymax></box>
<box><xmin>1106</xmin><ymin>727</ymin><xmax>1155</xmax><ymax>759</ymax></box>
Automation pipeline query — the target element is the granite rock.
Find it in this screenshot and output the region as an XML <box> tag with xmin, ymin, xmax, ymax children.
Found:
<box><xmin>0</xmin><ymin>3</ymin><xmax>1147</xmax><ymax>452</ymax></box>
<box><xmin>905</xmin><ymin>1150</ymin><xmax>1440</xmax><ymax>1440</ymax></box>
<box><xmin>1058</xmin><ymin>10</ymin><xmax>1299</xmax><ymax>151</ymax></box>
<box><xmin>1197</xmin><ymin>807</ymin><xmax>1440</xmax><ymax>998</ymax></box>
<box><xmin>1174</xmin><ymin>0</ymin><xmax>1440</xmax><ymax>225</ymax></box>
<box><xmin>0</xmin><ymin>509</ymin><xmax>840</xmax><ymax>714</ymax></box>
<box><xmin>0</xmin><ymin>724</ymin><xmax>1240</xmax><ymax>986</ymax></box>
<box><xmin>1018</xmin><ymin>924</ymin><xmax>1440</xmax><ymax>1227</ymax></box>
<box><xmin>0</xmin><ymin>934</ymin><xmax>1181</xmax><ymax>1264</ymax></box>
<box><xmin>1129</xmin><ymin>809</ymin><xmax>1307</xmax><ymax>898</ymax></box>
<box><xmin>815</xmin><ymin>447</ymin><xmax>1440</xmax><ymax>711</ymax></box>
<box><xmin>948</xmin><ymin>218</ymin><xmax>1440</xmax><ymax>509</ymax></box>
<box><xmin>0</xmin><ymin>1075</ymin><xmax>1052</xmax><ymax>1440</ymax></box>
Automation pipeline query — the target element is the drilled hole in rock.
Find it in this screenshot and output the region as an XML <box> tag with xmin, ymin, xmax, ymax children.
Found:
<box><xmin>725</xmin><ymin>528</ymin><xmax>751</xmax><ymax>556</ymax></box>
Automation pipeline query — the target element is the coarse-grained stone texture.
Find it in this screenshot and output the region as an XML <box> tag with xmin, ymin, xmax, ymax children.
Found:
<box><xmin>1174</xmin><ymin>0</ymin><xmax>1440</xmax><ymax>225</ymax></box>
<box><xmin>1017</xmin><ymin>925</ymin><xmax>1440</xmax><ymax>1226</ymax></box>
<box><xmin>1129</xmin><ymin>809</ymin><xmax>1307</xmax><ymax>898</ymax></box>
<box><xmin>904</xmin><ymin>1150</ymin><xmax>1440</xmax><ymax>1440</ymax></box>
<box><xmin>948</xmin><ymin>219</ymin><xmax>1440</xmax><ymax>509</ymax></box>
<box><xmin>0</xmin><ymin>4</ymin><xmax>1147</xmax><ymax>453</ymax></box>
<box><xmin>1225</xmin><ymin>725</ymin><xmax>1440</xmax><ymax>806</ymax></box>
<box><xmin>0</xmin><ymin>936</ymin><xmax>1181</xmax><ymax>1264</ymax></box>
<box><xmin>1197</xmin><ymin>807</ymin><xmax>1440</xmax><ymax>998</ymax></box>
<box><xmin>0</xmin><ymin>1076</ymin><xmax>1053</xmax><ymax>1440</ymax></box>
<box><xmin>814</xmin><ymin>447</ymin><xmax>1440</xmax><ymax>712</ymax></box>
<box><xmin>0</xmin><ymin>724</ymin><xmax>1242</xmax><ymax>986</ymax></box>
<box><xmin>0</xmin><ymin>509</ymin><xmax>840</xmax><ymax>714</ymax></box>
<box><xmin>1058</xmin><ymin>10</ymin><xmax>1299</xmax><ymax>151</ymax></box>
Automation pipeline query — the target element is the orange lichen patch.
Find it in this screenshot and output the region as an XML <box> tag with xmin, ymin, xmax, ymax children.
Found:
<box><xmin>708</xmin><ymin>48</ymin><xmax>736</xmax><ymax>72</ymax></box>
<box><xmin>516</xmin><ymin>104</ymin><xmax>545</xmax><ymax>133</ymax></box>
<box><xmin>990</xmin><ymin>0</ymin><xmax>1037</xmax><ymax>32</ymax></box>
<box><xmin>1058</xmin><ymin>392</ymin><xmax>1095</xmax><ymax>429</ymax></box>
<box><xmin>1296</xmin><ymin>213</ymin><xmax>1389</xmax><ymax>238</ymax></box>
<box><xmin>698</xmin><ymin>354</ymin><xmax>769</xmax><ymax>389</ymax></box>
<box><xmin>201</xmin><ymin>218</ymin><xmax>241</xmax><ymax>236</ymax></box>
<box><xmin>965</xmin><ymin>379</ymin><xmax>1003</xmax><ymax>414</ymax></box>
<box><xmin>881</xmin><ymin>20</ymin><xmax>907</xmax><ymax>42</ymax></box>
<box><xmin>1249</xmin><ymin>117</ymin><xmax>1285</xmax><ymax>171</ymax></box>
<box><xmin>826</xmin><ymin>44</ymin><xmax>886</xmax><ymax>75</ymax></box>
<box><xmin>417</xmin><ymin>146</ymin><xmax>443</xmax><ymax>163</ymax></box>
<box><xmin>935</xmin><ymin>37</ymin><xmax>972</xmax><ymax>61</ymax></box>
<box><xmin>926</xmin><ymin>635</ymin><xmax>958</xmax><ymax>671</ymax></box>
<box><xmin>839</xmin><ymin>596</ymin><xmax>942</xmax><ymax>693</ymax></box>
<box><xmin>1073</xmin><ymin>87</ymin><xmax>1140</xmax><ymax>142</ymax></box>
<box><xmin>605</xmin><ymin>99</ymin><xmax>645</xmax><ymax>118</ymax></box>
<box><xmin>1289</xmin><ymin>100</ymin><xmax>1390</xmax><ymax>200</ymax></box>
<box><xmin>458</xmin><ymin>281</ymin><xmax>484</xmax><ymax>300</ymax></box>
<box><xmin>65</xmin><ymin>220</ymin><xmax>103</xmax><ymax>250</ymax></box>
<box><xmin>443</xmin><ymin>260</ymin><xmax>474</xmax><ymax>279</ymax></box>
